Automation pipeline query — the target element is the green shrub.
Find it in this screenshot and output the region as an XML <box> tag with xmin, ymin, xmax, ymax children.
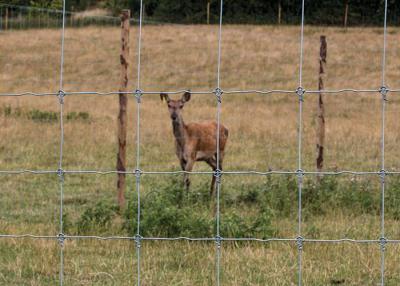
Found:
<box><xmin>66</xmin><ymin>111</ymin><xmax>90</xmax><ymax>121</ymax></box>
<box><xmin>124</xmin><ymin>177</ymin><xmax>213</xmax><ymax>237</ymax></box>
<box><xmin>1</xmin><ymin>105</ymin><xmax>22</xmax><ymax>118</ymax></box>
<box><xmin>3</xmin><ymin>105</ymin><xmax>12</xmax><ymax>117</ymax></box>
<box><xmin>76</xmin><ymin>201</ymin><xmax>119</xmax><ymax>234</ymax></box>
<box><xmin>27</xmin><ymin>109</ymin><xmax>58</xmax><ymax>122</ymax></box>
<box><xmin>124</xmin><ymin>177</ymin><xmax>274</xmax><ymax>238</ymax></box>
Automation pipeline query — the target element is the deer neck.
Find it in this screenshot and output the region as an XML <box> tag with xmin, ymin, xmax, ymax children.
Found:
<box><xmin>172</xmin><ymin>116</ymin><xmax>187</xmax><ymax>149</ymax></box>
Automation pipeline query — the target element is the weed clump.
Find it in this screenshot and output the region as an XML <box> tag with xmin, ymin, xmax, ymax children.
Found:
<box><xmin>28</xmin><ymin>109</ymin><xmax>58</xmax><ymax>122</ymax></box>
<box><xmin>76</xmin><ymin>201</ymin><xmax>119</xmax><ymax>234</ymax></box>
<box><xmin>123</xmin><ymin>177</ymin><xmax>274</xmax><ymax>238</ymax></box>
<box><xmin>1</xmin><ymin>105</ymin><xmax>90</xmax><ymax>123</ymax></box>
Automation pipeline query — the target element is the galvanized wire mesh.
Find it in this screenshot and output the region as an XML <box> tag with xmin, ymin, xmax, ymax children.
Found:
<box><xmin>0</xmin><ymin>0</ymin><xmax>398</xmax><ymax>285</ymax></box>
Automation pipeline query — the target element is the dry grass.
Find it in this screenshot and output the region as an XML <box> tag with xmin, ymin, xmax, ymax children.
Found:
<box><xmin>0</xmin><ymin>25</ymin><xmax>400</xmax><ymax>285</ymax></box>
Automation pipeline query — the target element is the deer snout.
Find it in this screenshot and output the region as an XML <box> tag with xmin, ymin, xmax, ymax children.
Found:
<box><xmin>171</xmin><ymin>113</ymin><xmax>178</xmax><ymax>121</ymax></box>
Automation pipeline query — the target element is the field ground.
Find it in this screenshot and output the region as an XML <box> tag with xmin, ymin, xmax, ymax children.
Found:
<box><xmin>0</xmin><ymin>25</ymin><xmax>400</xmax><ymax>285</ymax></box>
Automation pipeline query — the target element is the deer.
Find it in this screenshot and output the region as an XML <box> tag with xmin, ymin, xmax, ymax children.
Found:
<box><xmin>160</xmin><ymin>91</ymin><xmax>229</xmax><ymax>197</ymax></box>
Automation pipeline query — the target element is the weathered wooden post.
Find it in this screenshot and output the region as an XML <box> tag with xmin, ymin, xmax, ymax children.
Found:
<box><xmin>5</xmin><ymin>7</ymin><xmax>8</xmax><ymax>30</ymax></box>
<box><xmin>316</xmin><ymin>35</ymin><xmax>327</xmax><ymax>176</ymax></box>
<box><xmin>278</xmin><ymin>0</ymin><xmax>282</xmax><ymax>25</ymax></box>
<box><xmin>343</xmin><ymin>0</ymin><xmax>349</xmax><ymax>29</ymax></box>
<box><xmin>142</xmin><ymin>4</ymin><xmax>145</xmax><ymax>23</ymax></box>
<box><xmin>116</xmin><ymin>9</ymin><xmax>130</xmax><ymax>210</ymax></box>
<box><xmin>207</xmin><ymin>1</ymin><xmax>210</xmax><ymax>24</ymax></box>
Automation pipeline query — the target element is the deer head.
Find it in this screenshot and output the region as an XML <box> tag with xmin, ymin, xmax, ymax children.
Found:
<box><xmin>160</xmin><ymin>91</ymin><xmax>191</xmax><ymax>122</ymax></box>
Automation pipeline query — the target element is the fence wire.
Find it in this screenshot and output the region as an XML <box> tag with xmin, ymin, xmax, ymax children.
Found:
<box><xmin>0</xmin><ymin>0</ymin><xmax>398</xmax><ymax>285</ymax></box>
<box><xmin>0</xmin><ymin>2</ymin><xmax>167</xmax><ymax>30</ymax></box>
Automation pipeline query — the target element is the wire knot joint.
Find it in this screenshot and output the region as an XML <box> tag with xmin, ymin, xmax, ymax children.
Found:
<box><xmin>214</xmin><ymin>169</ymin><xmax>222</xmax><ymax>184</ymax></box>
<box><xmin>215</xmin><ymin>235</ymin><xmax>223</xmax><ymax>249</ymax></box>
<box><xmin>58</xmin><ymin>90</ymin><xmax>65</xmax><ymax>104</ymax></box>
<box><xmin>134</xmin><ymin>234</ymin><xmax>142</xmax><ymax>248</ymax></box>
<box><xmin>379</xmin><ymin>86</ymin><xmax>389</xmax><ymax>101</ymax></box>
<box><xmin>296</xmin><ymin>236</ymin><xmax>304</xmax><ymax>251</ymax></box>
<box><xmin>58</xmin><ymin>233</ymin><xmax>66</xmax><ymax>246</ymax></box>
<box><xmin>57</xmin><ymin>168</ymin><xmax>65</xmax><ymax>181</ymax></box>
<box><xmin>379</xmin><ymin>169</ymin><xmax>387</xmax><ymax>182</ymax></box>
<box><xmin>214</xmin><ymin>88</ymin><xmax>223</xmax><ymax>103</ymax></box>
<box><xmin>135</xmin><ymin>89</ymin><xmax>143</xmax><ymax>103</ymax></box>
<box><xmin>379</xmin><ymin>236</ymin><xmax>387</xmax><ymax>252</ymax></box>
<box><xmin>135</xmin><ymin>169</ymin><xmax>142</xmax><ymax>181</ymax></box>
<box><xmin>296</xmin><ymin>87</ymin><xmax>305</xmax><ymax>102</ymax></box>
<box><xmin>296</xmin><ymin>169</ymin><xmax>304</xmax><ymax>183</ymax></box>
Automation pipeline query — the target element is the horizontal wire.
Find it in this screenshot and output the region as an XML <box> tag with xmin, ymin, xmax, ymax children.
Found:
<box><xmin>0</xmin><ymin>92</ymin><xmax>59</xmax><ymax>97</ymax></box>
<box><xmin>2</xmin><ymin>169</ymin><xmax>400</xmax><ymax>176</ymax></box>
<box><xmin>1</xmin><ymin>234</ymin><xmax>399</xmax><ymax>244</ymax></box>
<box><xmin>1</xmin><ymin>88</ymin><xmax>400</xmax><ymax>98</ymax></box>
<box><xmin>0</xmin><ymin>2</ymin><xmax>166</xmax><ymax>24</ymax></box>
<box><xmin>0</xmin><ymin>170</ymin><xmax>58</xmax><ymax>175</ymax></box>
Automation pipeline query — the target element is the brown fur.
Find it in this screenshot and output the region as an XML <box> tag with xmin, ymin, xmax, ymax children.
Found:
<box><xmin>161</xmin><ymin>92</ymin><xmax>228</xmax><ymax>196</ymax></box>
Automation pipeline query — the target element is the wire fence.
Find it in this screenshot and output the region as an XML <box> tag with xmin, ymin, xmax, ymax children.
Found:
<box><xmin>0</xmin><ymin>2</ymin><xmax>167</xmax><ymax>31</ymax></box>
<box><xmin>0</xmin><ymin>0</ymin><xmax>399</xmax><ymax>285</ymax></box>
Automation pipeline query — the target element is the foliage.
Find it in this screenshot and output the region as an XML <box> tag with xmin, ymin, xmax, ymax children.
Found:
<box><xmin>66</xmin><ymin>111</ymin><xmax>90</xmax><ymax>121</ymax></box>
<box><xmin>1</xmin><ymin>105</ymin><xmax>90</xmax><ymax>123</ymax></box>
<box><xmin>123</xmin><ymin>177</ymin><xmax>274</xmax><ymax>238</ymax></box>
<box><xmin>6</xmin><ymin>0</ymin><xmax>400</xmax><ymax>26</ymax></box>
<box><xmin>119</xmin><ymin>175</ymin><xmax>400</xmax><ymax>238</ymax></box>
<box><xmin>76</xmin><ymin>200</ymin><xmax>119</xmax><ymax>234</ymax></box>
<box><xmin>124</xmin><ymin>0</ymin><xmax>400</xmax><ymax>26</ymax></box>
<box><xmin>27</xmin><ymin>109</ymin><xmax>58</xmax><ymax>122</ymax></box>
<box><xmin>102</xmin><ymin>0</ymin><xmax>128</xmax><ymax>16</ymax></box>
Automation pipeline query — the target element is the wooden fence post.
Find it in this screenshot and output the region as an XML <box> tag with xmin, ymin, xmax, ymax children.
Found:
<box><xmin>5</xmin><ymin>7</ymin><xmax>8</xmax><ymax>30</ymax></box>
<box><xmin>316</xmin><ymin>35</ymin><xmax>327</xmax><ymax>176</ymax></box>
<box><xmin>344</xmin><ymin>0</ymin><xmax>349</xmax><ymax>29</ymax></box>
<box><xmin>142</xmin><ymin>4</ymin><xmax>145</xmax><ymax>23</ymax></box>
<box><xmin>207</xmin><ymin>1</ymin><xmax>210</xmax><ymax>24</ymax></box>
<box><xmin>278</xmin><ymin>0</ymin><xmax>282</xmax><ymax>25</ymax></box>
<box><xmin>117</xmin><ymin>9</ymin><xmax>130</xmax><ymax>210</ymax></box>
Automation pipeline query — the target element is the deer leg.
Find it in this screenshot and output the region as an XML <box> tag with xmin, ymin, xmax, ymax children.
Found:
<box><xmin>180</xmin><ymin>157</ymin><xmax>187</xmax><ymax>171</ymax></box>
<box><xmin>206</xmin><ymin>158</ymin><xmax>218</xmax><ymax>197</ymax></box>
<box><xmin>183</xmin><ymin>158</ymin><xmax>195</xmax><ymax>192</ymax></box>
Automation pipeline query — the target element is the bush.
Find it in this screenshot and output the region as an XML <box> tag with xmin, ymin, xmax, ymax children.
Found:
<box><xmin>77</xmin><ymin>201</ymin><xmax>119</xmax><ymax>234</ymax></box>
<box><xmin>124</xmin><ymin>177</ymin><xmax>275</xmax><ymax>238</ymax></box>
<box><xmin>27</xmin><ymin>109</ymin><xmax>58</xmax><ymax>122</ymax></box>
<box><xmin>124</xmin><ymin>177</ymin><xmax>213</xmax><ymax>237</ymax></box>
<box><xmin>66</xmin><ymin>111</ymin><xmax>90</xmax><ymax>121</ymax></box>
<box><xmin>76</xmin><ymin>175</ymin><xmax>400</xmax><ymax>237</ymax></box>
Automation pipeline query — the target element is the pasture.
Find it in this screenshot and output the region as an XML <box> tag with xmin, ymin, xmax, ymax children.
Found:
<box><xmin>1</xmin><ymin>25</ymin><xmax>400</xmax><ymax>285</ymax></box>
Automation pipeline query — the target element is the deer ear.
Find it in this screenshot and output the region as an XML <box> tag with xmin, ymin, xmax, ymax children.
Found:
<box><xmin>160</xmin><ymin>93</ymin><xmax>170</xmax><ymax>102</ymax></box>
<box><xmin>182</xmin><ymin>91</ymin><xmax>191</xmax><ymax>103</ymax></box>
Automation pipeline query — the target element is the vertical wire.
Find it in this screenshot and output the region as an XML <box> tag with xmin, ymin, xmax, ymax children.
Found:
<box><xmin>216</xmin><ymin>0</ymin><xmax>223</xmax><ymax>90</ymax></box>
<box><xmin>58</xmin><ymin>0</ymin><xmax>66</xmax><ymax>285</ymax></box>
<box><xmin>297</xmin><ymin>1</ymin><xmax>305</xmax><ymax>286</ymax></box>
<box><xmin>135</xmin><ymin>1</ymin><xmax>144</xmax><ymax>286</ymax></box>
<box><xmin>298</xmin><ymin>0</ymin><xmax>305</xmax><ymax>88</ymax></box>
<box><xmin>380</xmin><ymin>1</ymin><xmax>388</xmax><ymax>285</ymax></box>
<box><xmin>215</xmin><ymin>1</ymin><xmax>224</xmax><ymax>285</ymax></box>
<box><xmin>59</xmin><ymin>1</ymin><xmax>66</xmax><ymax>91</ymax></box>
<box><xmin>381</xmin><ymin>0</ymin><xmax>388</xmax><ymax>87</ymax></box>
<box><xmin>136</xmin><ymin>0</ymin><xmax>143</xmax><ymax>90</ymax></box>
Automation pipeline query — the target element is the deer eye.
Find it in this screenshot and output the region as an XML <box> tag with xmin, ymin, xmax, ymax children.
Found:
<box><xmin>179</xmin><ymin>105</ymin><xmax>183</xmax><ymax>109</ymax></box>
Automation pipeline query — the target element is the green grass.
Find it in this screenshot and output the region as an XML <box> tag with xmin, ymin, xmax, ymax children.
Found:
<box><xmin>1</xmin><ymin>172</ymin><xmax>400</xmax><ymax>285</ymax></box>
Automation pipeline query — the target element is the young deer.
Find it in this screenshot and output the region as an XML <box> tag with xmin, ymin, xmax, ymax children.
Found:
<box><xmin>160</xmin><ymin>91</ymin><xmax>228</xmax><ymax>196</ymax></box>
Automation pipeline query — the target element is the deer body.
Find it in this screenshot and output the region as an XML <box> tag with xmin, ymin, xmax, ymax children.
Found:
<box><xmin>161</xmin><ymin>92</ymin><xmax>228</xmax><ymax>196</ymax></box>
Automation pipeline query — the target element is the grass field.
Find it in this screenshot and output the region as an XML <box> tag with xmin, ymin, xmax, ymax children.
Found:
<box><xmin>1</xmin><ymin>25</ymin><xmax>400</xmax><ymax>285</ymax></box>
